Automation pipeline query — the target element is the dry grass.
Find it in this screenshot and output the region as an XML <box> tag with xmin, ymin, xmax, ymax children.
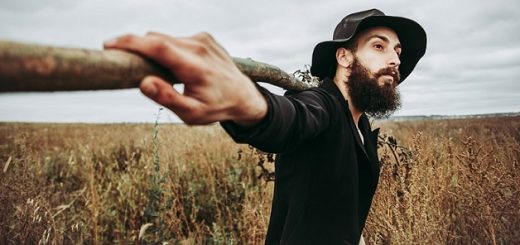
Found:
<box><xmin>366</xmin><ymin>116</ymin><xmax>520</xmax><ymax>244</ymax></box>
<box><xmin>0</xmin><ymin>116</ymin><xmax>518</xmax><ymax>244</ymax></box>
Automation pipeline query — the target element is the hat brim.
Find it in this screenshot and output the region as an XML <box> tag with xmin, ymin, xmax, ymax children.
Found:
<box><xmin>311</xmin><ymin>15</ymin><xmax>427</xmax><ymax>84</ymax></box>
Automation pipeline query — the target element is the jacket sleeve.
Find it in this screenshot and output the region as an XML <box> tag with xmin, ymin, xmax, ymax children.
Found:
<box><xmin>220</xmin><ymin>85</ymin><xmax>337</xmax><ymax>153</ymax></box>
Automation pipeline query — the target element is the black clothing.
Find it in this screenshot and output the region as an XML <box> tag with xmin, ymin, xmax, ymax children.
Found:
<box><xmin>221</xmin><ymin>78</ymin><xmax>380</xmax><ymax>245</ymax></box>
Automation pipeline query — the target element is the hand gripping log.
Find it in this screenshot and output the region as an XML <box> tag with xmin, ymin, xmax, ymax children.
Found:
<box><xmin>0</xmin><ymin>40</ymin><xmax>314</xmax><ymax>92</ymax></box>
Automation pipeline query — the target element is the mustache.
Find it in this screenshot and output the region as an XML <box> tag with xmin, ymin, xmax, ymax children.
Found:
<box><xmin>374</xmin><ymin>67</ymin><xmax>400</xmax><ymax>84</ymax></box>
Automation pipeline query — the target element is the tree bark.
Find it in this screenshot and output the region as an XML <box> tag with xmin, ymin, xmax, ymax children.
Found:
<box><xmin>0</xmin><ymin>40</ymin><xmax>314</xmax><ymax>92</ymax></box>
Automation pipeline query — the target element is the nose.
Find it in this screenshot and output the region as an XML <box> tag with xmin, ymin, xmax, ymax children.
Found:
<box><xmin>388</xmin><ymin>51</ymin><xmax>401</xmax><ymax>68</ymax></box>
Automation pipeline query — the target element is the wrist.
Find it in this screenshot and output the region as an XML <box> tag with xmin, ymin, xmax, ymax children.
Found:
<box><xmin>231</xmin><ymin>84</ymin><xmax>268</xmax><ymax>127</ymax></box>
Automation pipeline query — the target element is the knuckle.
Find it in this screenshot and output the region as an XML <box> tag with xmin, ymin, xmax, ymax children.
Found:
<box><xmin>157</xmin><ymin>92</ymin><xmax>177</xmax><ymax>106</ymax></box>
<box><xmin>149</xmin><ymin>39</ymin><xmax>169</xmax><ymax>55</ymax></box>
<box><xmin>192</xmin><ymin>42</ymin><xmax>209</xmax><ymax>55</ymax></box>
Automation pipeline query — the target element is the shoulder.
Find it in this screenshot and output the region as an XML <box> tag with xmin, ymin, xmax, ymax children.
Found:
<box><xmin>285</xmin><ymin>87</ymin><xmax>338</xmax><ymax>105</ymax></box>
<box><xmin>283</xmin><ymin>88</ymin><xmax>343</xmax><ymax>125</ymax></box>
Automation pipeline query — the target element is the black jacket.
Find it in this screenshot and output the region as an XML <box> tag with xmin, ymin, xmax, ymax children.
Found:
<box><xmin>221</xmin><ymin>78</ymin><xmax>380</xmax><ymax>245</ymax></box>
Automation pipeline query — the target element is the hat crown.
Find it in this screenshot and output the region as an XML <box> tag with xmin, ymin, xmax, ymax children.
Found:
<box><xmin>333</xmin><ymin>9</ymin><xmax>385</xmax><ymax>40</ymax></box>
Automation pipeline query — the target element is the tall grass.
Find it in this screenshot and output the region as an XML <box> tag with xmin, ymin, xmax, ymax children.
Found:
<box><xmin>366</xmin><ymin>117</ymin><xmax>520</xmax><ymax>244</ymax></box>
<box><xmin>0</xmin><ymin>116</ymin><xmax>518</xmax><ymax>244</ymax></box>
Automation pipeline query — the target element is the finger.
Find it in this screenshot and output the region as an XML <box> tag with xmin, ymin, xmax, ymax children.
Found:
<box><xmin>143</xmin><ymin>77</ymin><xmax>226</xmax><ymax>125</ymax></box>
<box><xmin>145</xmin><ymin>31</ymin><xmax>178</xmax><ymax>43</ymax></box>
<box><xmin>140</xmin><ymin>76</ymin><xmax>202</xmax><ymax>116</ymax></box>
<box><xmin>104</xmin><ymin>34</ymin><xmax>182</xmax><ymax>70</ymax></box>
<box><xmin>139</xmin><ymin>75</ymin><xmax>159</xmax><ymax>98</ymax></box>
<box><xmin>145</xmin><ymin>32</ymin><xmax>220</xmax><ymax>62</ymax></box>
<box><xmin>146</xmin><ymin>31</ymin><xmax>219</xmax><ymax>53</ymax></box>
<box><xmin>147</xmin><ymin>31</ymin><xmax>231</xmax><ymax>62</ymax></box>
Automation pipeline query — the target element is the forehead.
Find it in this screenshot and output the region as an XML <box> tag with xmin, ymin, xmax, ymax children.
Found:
<box><xmin>356</xmin><ymin>26</ymin><xmax>400</xmax><ymax>45</ymax></box>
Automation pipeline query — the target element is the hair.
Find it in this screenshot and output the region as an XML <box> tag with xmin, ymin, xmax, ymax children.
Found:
<box><xmin>323</xmin><ymin>36</ymin><xmax>359</xmax><ymax>79</ymax></box>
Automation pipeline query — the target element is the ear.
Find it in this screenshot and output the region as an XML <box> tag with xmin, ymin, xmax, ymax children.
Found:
<box><xmin>335</xmin><ymin>47</ymin><xmax>354</xmax><ymax>68</ymax></box>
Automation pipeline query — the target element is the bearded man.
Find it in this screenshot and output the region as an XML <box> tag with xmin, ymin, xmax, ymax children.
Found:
<box><xmin>104</xmin><ymin>8</ymin><xmax>426</xmax><ymax>245</ymax></box>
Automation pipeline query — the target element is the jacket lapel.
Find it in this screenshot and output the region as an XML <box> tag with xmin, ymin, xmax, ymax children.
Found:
<box><xmin>320</xmin><ymin>78</ymin><xmax>380</xmax><ymax>186</ymax></box>
<box><xmin>359</xmin><ymin>116</ymin><xmax>381</xmax><ymax>186</ymax></box>
<box><xmin>320</xmin><ymin>78</ymin><xmax>369</xmax><ymax>158</ymax></box>
<box><xmin>347</xmin><ymin>109</ymin><xmax>369</xmax><ymax>157</ymax></box>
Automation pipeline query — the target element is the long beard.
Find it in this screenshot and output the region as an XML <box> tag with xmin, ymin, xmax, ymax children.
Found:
<box><xmin>347</xmin><ymin>58</ymin><xmax>401</xmax><ymax>119</ymax></box>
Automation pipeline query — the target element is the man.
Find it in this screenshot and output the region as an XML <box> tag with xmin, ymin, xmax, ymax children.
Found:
<box><xmin>104</xmin><ymin>8</ymin><xmax>426</xmax><ymax>245</ymax></box>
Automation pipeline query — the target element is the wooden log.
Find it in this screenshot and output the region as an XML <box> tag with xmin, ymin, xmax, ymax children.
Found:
<box><xmin>0</xmin><ymin>40</ymin><xmax>314</xmax><ymax>92</ymax></box>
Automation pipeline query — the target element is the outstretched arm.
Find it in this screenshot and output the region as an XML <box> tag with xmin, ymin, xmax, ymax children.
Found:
<box><xmin>103</xmin><ymin>32</ymin><xmax>267</xmax><ymax>127</ymax></box>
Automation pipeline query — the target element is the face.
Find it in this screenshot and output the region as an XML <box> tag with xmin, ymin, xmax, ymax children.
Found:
<box><xmin>354</xmin><ymin>26</ymin><xmax>402</xmax><ymax>86</ymax></box>
<box><xmin>346</xmin><ymin>26</ymin><xmax>403</xmax><ymax>118</ymax></box>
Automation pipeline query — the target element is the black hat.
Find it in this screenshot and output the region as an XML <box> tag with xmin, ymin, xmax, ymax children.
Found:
<box><xmin>310</xmin><ymin>9</ymin><xmax>427</xmax><ymax>83</ymax></box>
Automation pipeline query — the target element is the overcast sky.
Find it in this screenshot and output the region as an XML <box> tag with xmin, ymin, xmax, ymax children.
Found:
<box><xmin>0</xmin><ymin>0</ymin><xmax>519</xmax><ymax>123</ymax></box>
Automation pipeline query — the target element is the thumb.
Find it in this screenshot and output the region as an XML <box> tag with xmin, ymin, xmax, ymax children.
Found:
<box><xmin>140</xmin><ymin>76</ymin><xmax>159</xmax><ymax>98</ymax></box>
<box><xmin>139</xmin><ymin>75</ymin><xmax>202</xmax><ymax>117</ymax></box>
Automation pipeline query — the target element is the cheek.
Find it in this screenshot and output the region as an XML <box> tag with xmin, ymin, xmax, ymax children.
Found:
<box><xmin>368</xmin><ymin>66</ymin><xmax>381</xmax><ymax>76</ymax></box>
<box><xmin>357</xmin><ymin>55</ymin><xmax>383</xmax><ymax>75</ymax></box>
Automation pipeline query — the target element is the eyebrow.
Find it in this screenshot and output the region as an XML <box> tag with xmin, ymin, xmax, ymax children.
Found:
<box><xmin>367</xmin><ymin>35</ymin><xmax>402</xmax><ymax>49</ymax></box>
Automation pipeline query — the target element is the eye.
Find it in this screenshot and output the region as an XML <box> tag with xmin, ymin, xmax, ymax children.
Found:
<box><xmin>373</xmin><ymin>44</ymin><xmax>384</xmax><ymax>50</ymax></box>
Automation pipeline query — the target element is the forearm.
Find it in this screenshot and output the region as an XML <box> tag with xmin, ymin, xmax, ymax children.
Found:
<box><xmin>221</xmin><ymin>87</ymin><xmax>334</xmax><ymax>153</ymax></box>
<box><xmin>221</xmin><ymin>86</ymin><xmax>295</xmax><ymax>153</ymax></box>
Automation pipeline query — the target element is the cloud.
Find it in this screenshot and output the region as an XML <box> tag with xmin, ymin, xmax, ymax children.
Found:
<box><xmin>0</xmin><ymin>0</ymin><xmax>81</xmax><ymax>12</ymax></box>
<box><xmin>0</xmin><ymin>0</ymin><xmax>519</xmax><ymax>122</ymax></box>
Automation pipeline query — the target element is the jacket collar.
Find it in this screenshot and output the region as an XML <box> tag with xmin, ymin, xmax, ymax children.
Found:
<box><xmin>320</xmin><ymin>77</ymin><xmax>345</xmax><ymax>103</ymax></box>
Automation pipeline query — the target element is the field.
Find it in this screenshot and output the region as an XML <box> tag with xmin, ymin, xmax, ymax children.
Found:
<box><xmin>0</xmin><ymin>116</ymin><xmax>519</xmax><ymax>244</ymax></box>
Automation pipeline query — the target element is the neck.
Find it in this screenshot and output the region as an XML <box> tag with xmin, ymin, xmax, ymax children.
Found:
<box><xmin>332</xmin><ymin>74</ymin><xmax>363</xmax><ymax>128</ymax></box>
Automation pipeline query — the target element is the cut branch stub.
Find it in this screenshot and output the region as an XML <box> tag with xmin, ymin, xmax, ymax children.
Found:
<box><xmin>0</xmin><ymin>40</ymin><xmax>315</xmax><ymax>92</ymax></box>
